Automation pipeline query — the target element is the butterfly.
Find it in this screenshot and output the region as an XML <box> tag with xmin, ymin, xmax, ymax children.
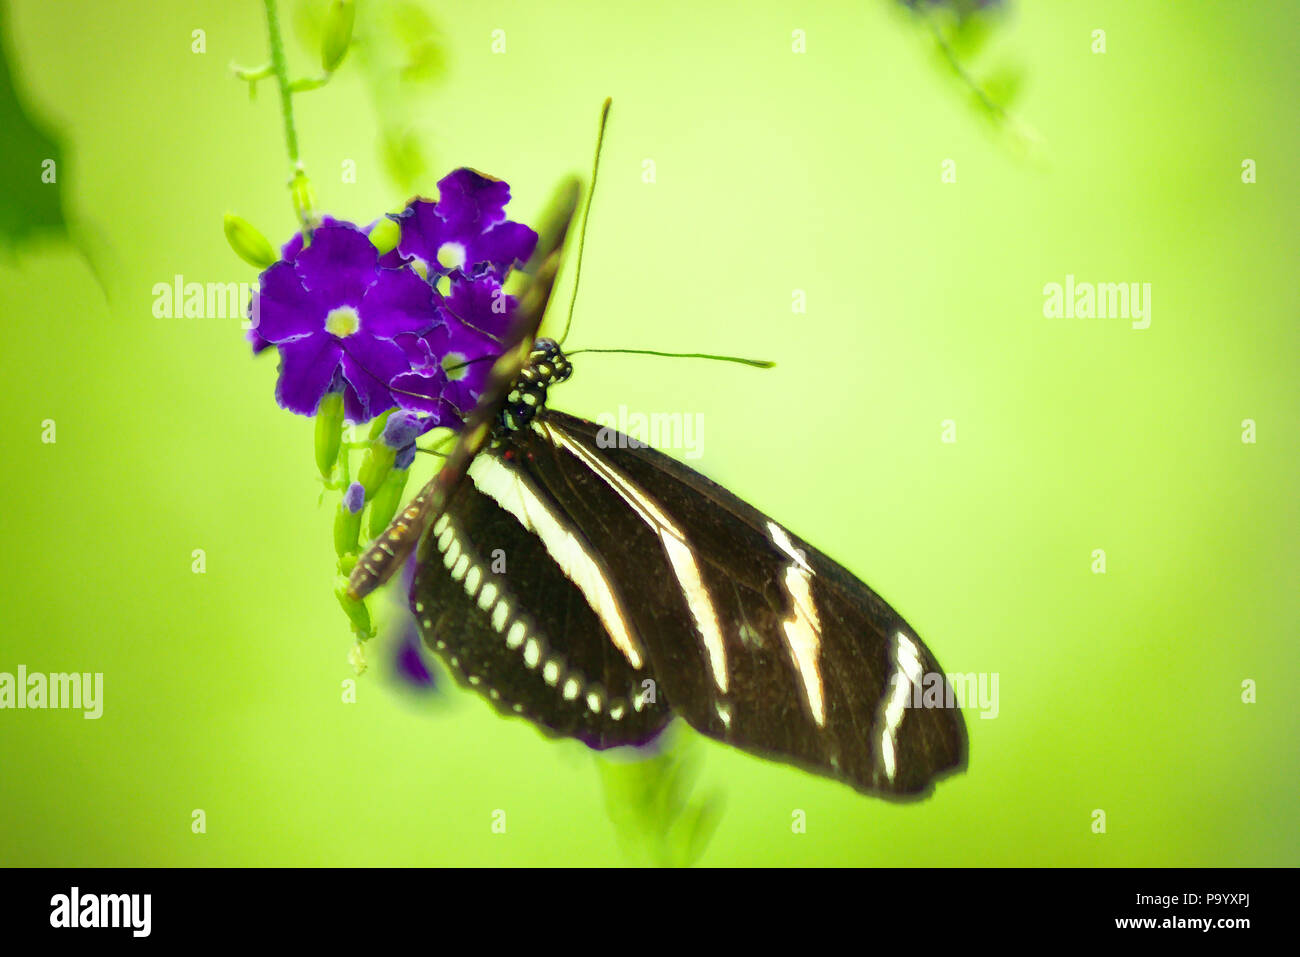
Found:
<box><xmin>349</xmin><ymin>173</ymin><xmax>967</xmax><ymax>800</ymax></box>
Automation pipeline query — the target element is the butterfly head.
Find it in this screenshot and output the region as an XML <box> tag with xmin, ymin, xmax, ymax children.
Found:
<box><xmin>498</xmin><ymin>338</ymin><xmax>572</xmax><ymax>433</ymax></box>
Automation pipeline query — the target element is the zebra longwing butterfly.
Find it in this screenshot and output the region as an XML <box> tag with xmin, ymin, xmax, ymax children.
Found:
<box><xmin>349</xmin><ymin>178</ymin><xmax>967</xmax><ymax>800</ymax></box>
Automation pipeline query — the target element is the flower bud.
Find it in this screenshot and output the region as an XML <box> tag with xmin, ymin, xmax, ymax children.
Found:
<box><xmin>357</xmin><ymin>441</ymin><xmax>396</xmax><ymax>496</ymax></box>
<box><xmin>321</xmin><ymin>0</ymin><xmax>356</xmax><ymax>73</ymax></box>
<box><xmin>314</xmin><ymin>389</ymin><xmax>346</xmax><ymax>477</ymax></box>
<box><xmin>336</xmin><ymin>581</ymin><xmax>373</xmax><ymax>638</ymax></box>
<box><xmin>223</xmin><ymin>213</ymin><xmax>276</xmax><ymax>269</ymax></box>
<box><xmin>367</xmin><ymin>467</ymin><xmax>410</xmax><ymax>539</ymax></box>
<box><xmin>290</xmin><ymin>170</ymin><xmax>317</xmax><ymax>226</ymax></box>
<box><xmin>368</xmin><ymin>408</ymin><xmax>395</xmax><ymax>440</ymax></box>
<box><xmin>333</xmin><ymin>481</ymin><xmax>365</xmax><ymax>556</ymax></box>
<box><xmin>369</xmin><ymin>215</ymin><xmax>401</xmax><ymax>255</ymax></box>
<box><xmin>381</xmin><ymin>411</ymin><xmax>421</xmax><ymax>469</ymax></box>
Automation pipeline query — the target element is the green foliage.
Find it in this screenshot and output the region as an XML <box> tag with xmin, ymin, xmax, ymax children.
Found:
<box><xmin>905</xmin><ymin>1</ymin><xmax>1035</xmax><ymax>153</ymax></box>
<box><xmin>295</xmin><ymin>0</ymin><xmax>449</xmax><ymax>194</ymax></box>
<box><xmin>0</xmin><ymin>6</ymin><xmax>66</xmax><ymax>248</ymax></box>
<box><xmin>596</xmin><ymin>728</ymin><xmax>725</xmax><ymax>867</ymax></box>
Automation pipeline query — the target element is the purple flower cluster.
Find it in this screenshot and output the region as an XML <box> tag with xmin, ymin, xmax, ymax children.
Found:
<box><xmin>248</xmin><ymin>169</ymin><xmax>537</xmax><ymax>430</ymax></box>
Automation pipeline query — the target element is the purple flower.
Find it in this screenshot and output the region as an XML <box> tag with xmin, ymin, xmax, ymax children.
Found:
<box><xmin>381</xmin><ymin>410</ymin><xmax>422</xmax><ymax>470</ymax></box>
<box><xmin>250</xmin><ymin>222</ymin><xmax>441</xmax><ymax>423</ymax></box>
<box><xmin>391</xmin><ymin>273</ymin><xmax>517</xmax><ymax>420</ymax></box>
<box><xmin>392</xmin><ymin>556</ymin><xmax>439</xmax><ymax>693</ymax></box>
<box><xmin>393</xmin><ymin>621</ymin><xmax>437</xmax><ymax>690</ymax></box>
<box><xmin>343</xmin><ymin>481</ymin><xmax>365</xmax><ymax>513</ymax></box>
<box><xmin>392</xmin><ymin>168</ymin><xmax>537</xmax><ymax>280</ymax></box>
<box><xmin>248</xmin><ymin>216</ymin><xmax>404</xmax><ymax>354</ymax></box>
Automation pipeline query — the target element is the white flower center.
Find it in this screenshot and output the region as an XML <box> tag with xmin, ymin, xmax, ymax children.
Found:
<box><xmin>325</xmin><ymin>305</ymin><xmax>360</xmax><ymax>338</ymax></box>
<box><xmin>442</xmin><ymin>352</ymin><xmax>469</xmax><ymax>381</ymax></box>
<box><xmin>437</xmin><ymin>242</ymin><xmax>467</xmax><ymax>271</ymax></box>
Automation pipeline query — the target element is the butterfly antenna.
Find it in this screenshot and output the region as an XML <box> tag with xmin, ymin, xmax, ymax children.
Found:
<box><xmin>557</xmin><ymin>97</ymin><xmax>612</xmax><ymax>347</ymax></box>
<box><xmin>566</xmin><ymin>347</ymin><xmax>775</xmax><ymax>369</ymax></box>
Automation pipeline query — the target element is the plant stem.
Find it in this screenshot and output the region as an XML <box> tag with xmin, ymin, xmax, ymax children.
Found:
<box><xmin>262</xmin><ymin>0</ymin><xmax>313</xmax><ymax>229</ymax></box>
<box><xmin>923</xmin><ymin>13</ymin><xmax>1006</xmax><ymax>124</ymax></box>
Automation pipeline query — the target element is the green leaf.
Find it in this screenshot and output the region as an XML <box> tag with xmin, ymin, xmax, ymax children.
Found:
<box><xmin>0</xmin><ymin>6</ymin><xmax>66</xmax><ymax>248</ymax></box>
<box><xmin>981</xmin><ymin>66</ymin><xmax>1024</xmax><ymax>112</ymax></box>
<box><xmin>595</xmin><ymin>728</ymin><xmax>725</xmax><ymax>867</ymax></box>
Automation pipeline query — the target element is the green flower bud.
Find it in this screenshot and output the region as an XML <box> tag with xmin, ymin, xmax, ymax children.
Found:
<box><xmin>290</xmin><ymin>170</ymin><xmax>316</xmax><ymax>227</ymax></box>
<box><xmin>315</xmin><ymin>390</ymin><xmax>346</xmax><ymax>478</ymax></box>
<box><xmin>369</xmin><ymin>216</ymin><xmax>401</xmax><ymax>255</ymax></box>
<box><xmin>321</xmin><ymin>0</ymin><xmax>356</xmax><ymax>73</ymax></box>
<box><xmin>357</xmin><ymin>441</ymin><xmax>396</xmax><ymax>496</ymax></box>
<box><xmin>335</xmin><ymin>582</ymin><xmax>373</xmax><ymax>638</ymax></box>
<box><xmin>367</xmin><ymin>467</ymin><xmax>411</xmax><ymax>539</ymax></box>
<box><xmin>334</xmin><ymin>501</ymin><xmax>363</xmax><ymax>559</ymax></box>
<box><xmin>368</xmin><ymin>408</ymin><xmax>395</xmax><ymax>440</ymax></box>
<box><xmin>223</xmin><ymin>213</ymin><xmax>276</xmax><ymax>269</ymax></box>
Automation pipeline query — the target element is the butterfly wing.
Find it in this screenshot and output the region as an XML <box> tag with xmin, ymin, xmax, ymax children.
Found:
<box><xmin>418</xmin><ymin>409</ymin><xmax>967</xmax><ymax>798</ymax></box>
<box><xmin>411</xmin><ymin>450</ymin><xmax>672</xmax><ymax>749</ymax></box>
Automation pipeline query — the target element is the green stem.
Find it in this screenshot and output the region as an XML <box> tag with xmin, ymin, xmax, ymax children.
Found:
<box><xmin>264</xmin><ymin>0</ymin><xmax>298</xmax><ymax>162</ymax></box>
<box><xmin>262</xmin><ymin>0</ymin><xmax>314</xmax><ymax>230</ymax></box>
<box><xmin>923</xmin><ymin>13</ymin><xmax>1006</xmax><ymax>124</ymax></box>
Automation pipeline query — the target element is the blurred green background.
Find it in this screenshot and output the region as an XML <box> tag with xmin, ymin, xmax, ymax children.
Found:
<box><xmin>1</xmin><ymin>0</ymin><xmax>1296</xmax><ymax>866</ymax></box>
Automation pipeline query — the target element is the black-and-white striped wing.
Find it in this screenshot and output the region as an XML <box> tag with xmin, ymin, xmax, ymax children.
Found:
<box><xmin>411</xmin><ymin>409</ymin><xmax>967</xmax><ymax>798</ymax></box>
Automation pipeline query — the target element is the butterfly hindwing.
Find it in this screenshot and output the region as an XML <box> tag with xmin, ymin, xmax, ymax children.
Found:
<box><xmin>411</xmin><ymin>449</ymin><xmax>672</xmax><ymax>749</ymax></box>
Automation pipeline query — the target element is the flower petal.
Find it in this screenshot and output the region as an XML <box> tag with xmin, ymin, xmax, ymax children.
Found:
<box><xmin>279</xmin><ymin>214</ymin><xmax>342</xmax><ymax>262</ymax></box>
<box><xmin>394</xmin><ymin>330</ymin><xmax>437</xmax><ymax>368</ymax></box>
<box><xmin>393</xmin><ymin>199</ymin><xmax>443</xmax><ymax>269</ymax></box>
<box><xmin>359</xmin><ymin>267</ymin><xmax>440</xmax><ymax>339</ymax></box>
<box><xmin>390</xmin><ymin>368</ymin><xmax>456</xmax><ymax>424</ymax></box>
<box><xmin>420</xmin><ymin>322</ymin><xmax>498</xmax><ymax>416</ymax></box>
<box><xmin>254</xmin><ymin>260</ymin><xmax>326</xmax><ymax>343</ymax></box>
<box><xmin>442</xmin><ymin>274</ymin><xmax>516</xmax><ymax>341</ymax></box>
<box><xmin>339</xmin><ymin>335</ymin><xmax>410</xmax><ymax>422</ymax></box>
<box><xmin>275</xmin><ymin>334</ymin><xmax>343</xmax><ymax>416</ymax></box>
<box><xmin>469</xmin><ymin>221</ymin><xmax>537</xmax><ymax>276</ymax></box>
<box><xmin>294</xmin><ymin>223</ymin><xmax>379</xmax><ymax>305</ymax></box>
<box><xmin>435</xmin><ymin>168</ymin><xmax>510</xmax><ymax>232</ymax></box>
